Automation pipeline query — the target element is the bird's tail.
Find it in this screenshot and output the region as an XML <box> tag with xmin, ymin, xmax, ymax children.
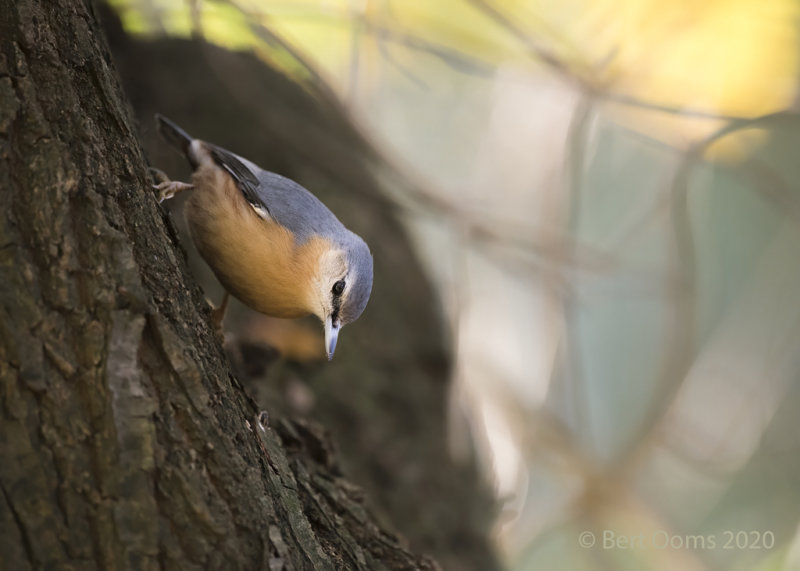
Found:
<box><xmin>155</xmin><ymin>114</ymin><xmax>195</xmax><ymax>163</ymax></box>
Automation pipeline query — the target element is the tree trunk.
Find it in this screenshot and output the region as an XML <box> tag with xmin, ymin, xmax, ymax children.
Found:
<box><xmin>98</xmin><ymin>6</ymin><xmax>499</xmax><ymax>568</ymax></box>
<box><xmin>0</xmin><ymin>2</ymin><xmax>441</xmax><ymax>569</ymax></box>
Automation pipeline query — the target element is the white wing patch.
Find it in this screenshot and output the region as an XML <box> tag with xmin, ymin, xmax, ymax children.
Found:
<box><xmin>251</xmin><ymin>203</ymin><xmax>272</xmax><ymax>221</ymax></box>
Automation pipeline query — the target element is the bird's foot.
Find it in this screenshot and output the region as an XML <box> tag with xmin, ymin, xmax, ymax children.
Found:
<box><xmin>149</xmin><ymin>167</ymin><xmax>194</xmax><ymax>202</ymax></box>
<box><xmin>153</xmin><ymin>180</ymin><xmax>194</xmax><ymax>203</ymax></box>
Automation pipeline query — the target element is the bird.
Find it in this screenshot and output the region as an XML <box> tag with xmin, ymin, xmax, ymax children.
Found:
<box><xmin>152</xmin><ymin>114</ymin><xmax>373</xmax><ymax>360</ymax></box>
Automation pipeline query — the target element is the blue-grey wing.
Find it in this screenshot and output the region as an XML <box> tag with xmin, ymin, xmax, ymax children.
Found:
<box><xmin>209</xmin><ymin>145</ymin><xmax>267</xmax><ymax>215</ymax></box>
<box><xmin>209</xmin><ymin>145</ymin><xmax>345</xmax><ymax>244</ymax></box>
<box><xmin>253</xmin><ymin>171</ymin><xmax>346</xmax><ymax>244</ymax></box>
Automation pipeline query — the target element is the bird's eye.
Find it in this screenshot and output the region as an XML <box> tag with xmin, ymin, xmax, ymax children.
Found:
<box><xmin>332</xmin><ymin>280</ymin><xmax>345</xmax><ymax>296</ymax></box>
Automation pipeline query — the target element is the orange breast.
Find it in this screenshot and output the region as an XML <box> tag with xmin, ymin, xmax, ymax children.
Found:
<box><xmin>185</xmin><ymin>164</ymin><xmax>329</xmax><ymax>318</ymax></box>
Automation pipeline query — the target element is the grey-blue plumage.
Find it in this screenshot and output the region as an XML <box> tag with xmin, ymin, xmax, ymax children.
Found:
<box><xmin>215</xmin><ymin>151</ymin><xmax>374</xmax><ymax>325</ymax></box>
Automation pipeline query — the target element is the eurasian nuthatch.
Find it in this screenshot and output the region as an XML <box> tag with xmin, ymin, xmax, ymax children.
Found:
<box><xmin>153</xmin><ymin>115</ymin><xmax>373</xmax><ymax>360</ymax></box>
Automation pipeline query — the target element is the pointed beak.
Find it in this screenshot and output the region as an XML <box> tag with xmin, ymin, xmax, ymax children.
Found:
<box><xmin>324</xmin><ymin>316</ymin><xmax>341</xmax><ymax>361</ymax></box>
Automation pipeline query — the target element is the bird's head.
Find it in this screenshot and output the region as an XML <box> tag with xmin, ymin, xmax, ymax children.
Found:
<box><xmin>308</xmin><ymin>234</ymin><xmax>373</xmax><ymax>360</ymax></box>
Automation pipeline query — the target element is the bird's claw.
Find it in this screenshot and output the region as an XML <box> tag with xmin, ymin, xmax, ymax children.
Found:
<box><xmin>152</xmin><ymin>180</ymin><xmax>194</xmax><ymax>203</ymax></box>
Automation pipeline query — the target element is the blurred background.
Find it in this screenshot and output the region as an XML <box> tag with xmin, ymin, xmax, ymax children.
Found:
<box><xmin>103</xmin><ymin>1</ymin><xmax>800</xmax><ymax>569</ymax></box>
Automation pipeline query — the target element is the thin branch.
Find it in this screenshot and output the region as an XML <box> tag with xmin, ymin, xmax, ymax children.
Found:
<box><xmin>600</xmin><ymin>91</ymin><xmax>759</xmax><ymax>122</ymax></box>
<box><xmin>218</xmin><ymin>0</ymin><xmax>344</xmax><ymax>106</ymax></box>
<box><xmin>563</xmin><ymin>95</ymin><xmax>596</xmax><ymax>448</ymax></box>
<box><xmin>366</xmin><ymin>22</ymin><xmax>498</xmax><ymax>78</ymax></box>
<box><xmin>465</xmin><ymin>0</ymin><xmax>590</xmax><ymax>85</ymax></box>
<box><xmin>347</xmin><ymin>3</ymin><xmax>362</xmax><ymax>102</ymax></box>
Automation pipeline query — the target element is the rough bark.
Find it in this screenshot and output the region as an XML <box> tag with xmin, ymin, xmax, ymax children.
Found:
<box><xmin>0</xmin><ymin>2</ymin><xmax>443</xmax><ymax>569</ymax></box>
